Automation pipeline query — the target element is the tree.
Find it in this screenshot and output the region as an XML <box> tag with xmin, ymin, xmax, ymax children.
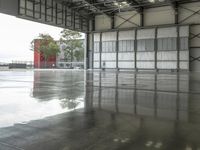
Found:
<box><xmin>32</xmin><ymin>33</ymin><xmax>60</xmax><ymax>68</ymax></box>
<box><xmin>60</xmin><ymin>29</ymin><xmax>84</xmax><ymax>65</ymax></box>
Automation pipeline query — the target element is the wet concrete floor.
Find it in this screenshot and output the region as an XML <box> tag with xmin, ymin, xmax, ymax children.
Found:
<box><xmin>0</xmin><ymin>70</ymin><xmax>200</xmax><ymax>150</ymax></box>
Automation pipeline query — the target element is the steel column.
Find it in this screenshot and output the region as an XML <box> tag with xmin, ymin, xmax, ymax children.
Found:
<box><xmin>134</xmin><ymin>29</ymin><xmax>138</xmax><ymax>71</ymax></box>
<box><xmin>140</xmin><ymin>7</ymin><xmax>144</xmax><ymax>27</ymax></box>
<box><xmin>155</xmin><ymin>27</ymin><xmax>158</xmax><ymax>71</ymax></box>
<box><xmin>177</xmin><ymin>26</ymin><xmax>180</xmax><ymax>71</ymax></box>
<box><xmin>116</xmin><ymin>31</ymin><xmax>119</xmax><ymax>70</ymax></box>
<box><xmin>86</xmin><ymin>33</ymin><xmax>90</xmax><ymax>69</ymax></box>
<box><xmin>100</xmin><ymin>32</ymin><xmax>102</xmax><ymax>69</ymax></box>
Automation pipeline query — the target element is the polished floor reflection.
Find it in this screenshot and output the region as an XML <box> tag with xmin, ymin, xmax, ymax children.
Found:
<box><xmin>1</xmin><ymin>70</ymin><xmax>200</xmax><ymax>150</ymax></box>
<box><xmin>0</xmin><ymin>70</ymin><xmax>84</xmax><ymax>128</ymax></box>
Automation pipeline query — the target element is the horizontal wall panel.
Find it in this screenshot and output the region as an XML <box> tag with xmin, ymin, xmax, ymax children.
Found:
<box><xmin>115</xmin><ymin>11</ymin><xmax>140</xmax><ymax>28</ymax></box>
<box><xmin>180</xmin><ymin>62</ymin><xmax>189</xmax><ymax>70</ymax></box>
<box><xmin>102</xmin><ymin>61</ymin><xmax>116</xmax><ymax>68</ymax></box>
<box><xmin>94</xmin><ymin>53</ymin><xmax>100</xmax><ymax>60</ymax></box>
<box><xmin>190</xmin><ymin>48</ymin><xmax>200</xmax><ymax>71</ymax></box>
<box><xmin>137</xmin><ymin>39</ymin><xmax>154</xmax><ymax>51</ymax></box>
<box><xmin>102</xmin><ymin>32</ymin><xmax>117</xmax><ymax>41</ymax></box>
<box><xmin>179</xmin><ymin>2</ymin><xmax>200</xmax><ymax>24</ymax></box>
<box><xmin>95</xmin><ymin>15</ymin><xmax>111</xmax><ymax>30</ymax></box>
<box><xmin>137</xmin><ymin>52</ymin><xmax>155</xmax><ymax>61</ymax></box>
<box><xmin>137</xmin><ymin>62</ymin><xmax>155</xmax><ymax>69</ymax></box>
<box><xmin>118</xmin><ymin>53</ymin><xmax>134</xmax><ymax>61</ymax></box>
<box><xmin>157</xmin><ymin>52</ymin><xmax>177</xmax><ymax>60</ymax></box>
<box><xmin>94</xmin><ymin>33</ymin><xmax>100</xmax><ymax>42</ymax></box>
<box><xmin>119</xmin><ymin>40</ymin><xmax>134</xmax><ymax>52</ymax></box>
<box><xmin>118</xmin><ymin>62</ymin><xmax>135</xmax><ymax>69</ymax></box>
<box><xmin>190</xmin><ymin>25</ymin><xmax>200</xmax><ymax>48</ymax></box>
<box><xmin>94</xmin><ymin>62</ymin><xmax>100</xmax><ymax>68</ymax></box>
<box><xmin>158</xmin><ymin>38</ymin><xmax>177</xmax><ymax>51</ymax></box>
<box><xmin>144</xmin><ymin>6</ymin><xmax>175</xmax><ymax>26</ymax></box>
<box><xmin>102</xmin><ymin>41</ymin><xmax>116</xmax><ymax>52</ymax></box>
<box><xmin>102</xmin><ymin>53</ymin><xmax>116</xmax><ymax>61</ymax></box>
<box><xmin>179</xmin><ymin>26</ymin><xmax>189</xmax><ymax>37</ymax></box>
<box><xmin>180</xmin><ymin>37</ymin><xmax>188</xmax><ymax>50</ymax></box>
<box><xmin>137</xmin><ymin>29</ymin><xmax>155</xmax><ymax>39</ymax></box>
<box><xmin>119</xmin><ymin>30</ymin><xmax>135</xmax><ymax>40</ymax></box>
<box><xmin>157</xmin><ymin>27</ymin><xmax>177</xmax><ymax>38</ymax></box>
<box><xmin>157</xmin><ymin>62</ymin><xmax>177</xmax><ymax>69</ymax></box>
<box><xmin>180</xmin><ymin>51</ymin><xmax>189</xmax><ymax>61</ymax></box>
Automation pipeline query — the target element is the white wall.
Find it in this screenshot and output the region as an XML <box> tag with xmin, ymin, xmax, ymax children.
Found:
<box><xmin>144</xmin><ymin>6</ymin><xmax>175</xmax><ymax>26</ymax></box>
<box><xmin>93</xmin><ymin>2</ymin><xmax>200</xmax><ymax>71</ymax></box>
<box><xmin>115</xmin><ymin>11</ymin><xmax>140</xmax><ymax>29</ymax></box>
<box><xmin>95</xmin><ymin>15</ymin><xmax>112</xmax><ymax>31</ymax></box>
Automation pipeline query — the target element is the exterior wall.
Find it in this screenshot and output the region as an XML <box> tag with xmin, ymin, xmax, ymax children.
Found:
<box><xmin>91</xmin><ymin>1</ymin><xmax>200</xmax><ymax>71</ymax></box>
<box><xmin>95</xmin><ymin>15</ymin><xmax>111</xmax><ymax>31</ymax></box>
<box><xmin>34</xmin><ymin>39</ymin><xmax>56</xmax><ymax>68</ymax></box>
<box><xmin>115</xmin><ymin>11</ymin><xmax>140</xmax><ymax>29</ymax></box>
<box><xmin>92</xmin><ymin>25</ymin><xmax>189</xmax><ymax>71</ymax></box>
<box><xmin>101</xmin><ymin>32</ymin><xmax>117</xmax><ymax>69</ymax></box>
<box><xmin>144</xmin><ymin>6</ymin><xmax>175</xmax><ymax>26</ymax></box>
<box><xmin>178</xmin><ymin>2</ymin><xmax>200</xmax><ymax>72</ymax></box>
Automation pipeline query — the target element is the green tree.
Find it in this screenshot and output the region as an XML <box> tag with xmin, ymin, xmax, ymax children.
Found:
<box><xmin>32</xmin><ymin>33</ymin><xmax>60</xmax><ymax>68</ymax></box>
<box><xmin>60</xmin><ymin>29</ymin><xmax>84</xmax><ymax>64</ymax></box>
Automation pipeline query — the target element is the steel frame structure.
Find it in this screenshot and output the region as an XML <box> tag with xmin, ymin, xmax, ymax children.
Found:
<box><xmin>18</xmin><ymin>0</ymin><xmax>88</xmax><ymax>32</ymax></box>
<box><xmin>17</xmin><ymin>0</ymin><xmax>200</xmax><ymax>33</ymax></box>
<box><xmin>16</xmin><ymin>0</ymin><xmax>200</xmax><ymax>70</ymax></box>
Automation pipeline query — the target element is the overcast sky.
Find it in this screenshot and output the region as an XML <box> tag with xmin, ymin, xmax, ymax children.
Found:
<box><xmin>0</xmin><ymin>13</ymin><xmax>63</xmax><ymax>63</ymax></box>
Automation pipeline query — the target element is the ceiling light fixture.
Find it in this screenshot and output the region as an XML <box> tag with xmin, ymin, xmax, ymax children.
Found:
<box><xmin>149</xmin><ymin>0</ymin><xmax>155</xmax><ymax>3</ymax></box>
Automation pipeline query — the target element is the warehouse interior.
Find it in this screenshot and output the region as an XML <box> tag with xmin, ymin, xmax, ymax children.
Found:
<box><xmin>1</xmin><ymin>0</ymin><xmax>200</xmax><ymax>149</ymax></box>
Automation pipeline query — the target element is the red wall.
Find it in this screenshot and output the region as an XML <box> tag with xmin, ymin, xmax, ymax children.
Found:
<box><xmin>34</xmin><ymin>39</ymin><xmax>56</xmax><ymax>68</ymax></box>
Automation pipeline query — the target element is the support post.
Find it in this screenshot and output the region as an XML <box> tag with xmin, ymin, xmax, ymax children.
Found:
<box><xmin>140</xmin><ymin>7</ymin><xmax>144</xmax><ymax>27</ymax></box>
<box><xmin>134</xmin><ymin>29</ymin><xmax>138</xmax><ymax>71</ymax></box>
<box><xmin>85</xmin><ymin>33</ymin><xmax>90</xmax><ymax>69</ymax></box>
<box><xmin>174</xmin><ymin>2</ymin><xmax>179</xmax><ymax>24</ymax></box>
<box><xmin>111</xmin><ymin>13</ymin><xmax>115</xmax><ymax>29</ymax></box>
<box><xmin>116</xmin><ymin>31</ymin><xmax>119</xmax><ymax>70</ymax></box>
<box><xmin>177</xmin><ymin>26</ymin><xmax>180</xmax><ymax>71</ymax></box>
<box><xmin>91</xmin><ymin>15</ymin><xmax>95</xmax><ymax>31</ymax></box>
<box><xmin>155</xmin><ymin>27</ymin><xmax>158</xmax><ymax>71</ymax></box>
<box><xmin>100</xmin><ymin>32</ymin><xmax>102</xmax><ymax>69</ymax></box>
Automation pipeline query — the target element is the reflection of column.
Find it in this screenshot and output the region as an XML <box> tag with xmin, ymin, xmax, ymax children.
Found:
<box><xmin>176</xmin><ymin>73</ymin><xmax>180</xmax><ymax>121</ymax></box>
<box><xmin>154</xmin><ymin>73</ymin><xmax>158</xmax><ymax>118</ymax></box>
<box><xmin>115</xmin><ymin>72</ymin><xmax>119</xmax><ymax>113</ymax></box>
<box><xmin>84</xmin><ymin>71</ymin><xmax>94</xmax><ymax>112</ymax></box>
<box><xmin>134</xmin><ymin>72</ymin><xmax>137</xmax><ymax>114</ymax></box>
<box><xmin>98</xmin><ymin>71</ymin><xmax>102</xmax><ymax>109</ymax></box>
